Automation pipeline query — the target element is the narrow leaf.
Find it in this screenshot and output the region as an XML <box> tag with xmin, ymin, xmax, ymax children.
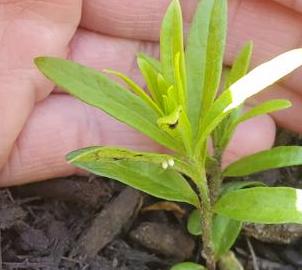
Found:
<box><xmin>214</xmin><ymin>42</ymin><xmax>253</xmax><ymax>148</ymax></box>
<box><xmin>104</xmin><ymin>69</ymin><xmax>163</xmax><ymax>115</ymax></box>
<box><xmin>224</xmin><ymin>146</ymin><xmax>302</xmax><ymax>177</ymax></box>
<box><xmin>34</xmin><ymin>57</ymin><xmax>181</xmax><ymax>152</ymax></box>
<box><xmin>226</xmin><ymin>49</ymin><xmax>302</xmax><ymax>111</ymax></box>
<box><xmin>220</xmin><ymin>181</ymin><xmax>266</xmax><ymax>197</ymax></box>
<box><xmin>137</xmin><ymin>56</ymin><xmax>162</xmax><ymax>106</ymax></box>
<box><xmin>197</xmin><ymin>49</ymin><xmax>302</xmax><ymax>152</ymax></box>
<box><xmin>67</xmin><ymin>146</ymin><xmax>199</xmax><ymax>207</ymax></box>
<box><xmin>137</xmin><ymin>53</ymin><xmax>161</xmax><ymax>73</ymax></box>
<box><xmin>236</xmin><ymin>99</ymin><xmax>291</xmax><ymax>124</ymax></box>
<box><xmin>214</xmin><ymin>187</ymin><xmax>302</xmax><ymax>224</ymax></box>
<box><xmin>170</xmin><ymin>262</ymin><xmax>206</xmax><ymax>270</ymax></box>
<box><xmin>160</xmin><ymin>0</ymin><xmax>186</xmax><ymax>87</ymax></box>
<box><xmin>186</xmin><ymin>0</ymin><xmax>227</xmax><ymax>135</ymax></box>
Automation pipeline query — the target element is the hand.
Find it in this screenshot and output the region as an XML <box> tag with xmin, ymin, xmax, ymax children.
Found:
<box><xmin>0</xmin><ymin>0</ymin><xmax>299</xmax><ymax>186</ymax></box>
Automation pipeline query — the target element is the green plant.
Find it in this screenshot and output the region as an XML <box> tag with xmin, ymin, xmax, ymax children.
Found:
<box><xmin>34</xmin><ymin>0</ymin><xmax>302</xmax><ymax>269</ymax></box>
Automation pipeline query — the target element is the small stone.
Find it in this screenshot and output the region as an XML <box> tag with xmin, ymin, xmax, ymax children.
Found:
<box><xmin>130</xmin><ymin>222</ymin><xmax>195</xmax><ymax>260</ymax></box>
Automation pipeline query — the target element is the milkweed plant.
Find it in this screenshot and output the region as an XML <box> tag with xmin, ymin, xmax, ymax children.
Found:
<box><xmin>35</xmin><ymin>0</ymin><xmax>302</xmax><ymax>269</ymax></box>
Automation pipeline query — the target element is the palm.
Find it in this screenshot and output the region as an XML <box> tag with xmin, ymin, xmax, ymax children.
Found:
<box><xmin>0</xmin><ymin>0</ymin><xmax>301</xmax><ymax>186</ymax></box>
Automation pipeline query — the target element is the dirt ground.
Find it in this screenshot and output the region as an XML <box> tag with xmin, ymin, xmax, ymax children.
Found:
<box><xmin>1</xmin><ymin>130</ymin><xmax>302</xmax><ymax>270</ymax></box>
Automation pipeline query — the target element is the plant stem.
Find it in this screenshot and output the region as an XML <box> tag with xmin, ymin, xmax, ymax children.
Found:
<box><xmin>194</xmin><ymin>169</ymin><xmax>216</xmax><ymax>270</ymax></box>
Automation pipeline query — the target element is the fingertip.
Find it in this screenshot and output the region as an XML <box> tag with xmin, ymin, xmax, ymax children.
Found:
<box><xmin>222</xmin><ymin>113</ymin><xmax>276</xmax><ymax>168</ymax></box>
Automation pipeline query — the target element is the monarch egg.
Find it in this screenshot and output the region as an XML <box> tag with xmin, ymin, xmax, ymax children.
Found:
<box><xmin>162</xmin><ymin>161</ymin><xmax>168</xmax><ymax>169</ymax></box>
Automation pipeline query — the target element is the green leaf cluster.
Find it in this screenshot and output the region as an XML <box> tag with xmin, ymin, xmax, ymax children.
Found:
<box><xmin>34</xmin><ymin>0</ymin><xmax>302</xmax><ymax>268</ymax></box>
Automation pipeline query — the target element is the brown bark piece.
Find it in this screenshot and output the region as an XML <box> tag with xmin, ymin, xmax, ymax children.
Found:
<box><xmin>70</xmin><ymin>187</ymin><xmax>142</xmax><ymax>259</ymax></box>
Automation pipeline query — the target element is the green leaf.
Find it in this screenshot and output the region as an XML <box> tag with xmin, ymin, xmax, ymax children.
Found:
<box><xmin>214</xmin><ymin>187</ymin><xmax>302</xmax><ymax>224</ymax></box>
<box><xmin>187</xmin><ymin>209</ymin><xmax>202</xmax><ymax>236</ymax></box>
<box><xmin>236</xmin><ymin>99</ymin><xmax>291</xmax><ymax>124</ymax></box>
<box><xmin>137</xmin><ymin>53</ymin><xmax>161</xmax><ymax>73</ymax></box>
<box><xmin>217</xmin><ymin>99</ymin><xmax>291</xmax><ymax>151</ymax></box>
<box><xmin>212</xmin><ymin>214</ymin><xmax>242</xmax><ymax>260</ymax></box>
<box><xmin>67</xmin><ymin>146</ymin><xmax>199</xmax><ymax>207</ymax></box>
<box><xmin>223</xmin><ymin>146</ymin><xmax>302</xmax><ymax>177</ymax></box>
<box><xmin>160</xmin><ymin>0</ymin><xmax>186</xmax><ymax>88</ymax></box>
<box><xmin>170</xmin><ymin>262</ymin><xmax>206</xmax><ymax>270</ymax></box>
<box><xmin>34</xmin><ymin>57</ymin><xmax>181</xmax><ymax>153</ymax></box>
<box><xmin>137</xmin><ymin>55</ymin><xmax>162</xmax><ymax>106</ymax></box>
<box><xmin>220</xmin><ymin>181</ymin><xmax>266</xmax><ymax>197</ymax></box>
<box><xmin>197</xmin><ymin>49</ymin><xmax>302</xmax><ymax>154</ymax></box>
<box><xmin>214</xmin><ymin>42</ymin><xmax>253</xmax><ymax>149</ymax></box>
<box><xmin>186</xmin><ymin>0</ymin><xmax>227</xmax><ymax>136</ymax></box>
<box><xmin>187</xmin><ymin>210</ymin><xmax>242</xmax><ymax>260</ymax></box>
<box><xmin>104</xmin><ymin>69</ymin><xmax>163</xmax><ymax>115</ymax></box>
<box><xmin>157</xmin><ymin>106</ymin><xmax>193</xmax><ymax>155</ymax></box>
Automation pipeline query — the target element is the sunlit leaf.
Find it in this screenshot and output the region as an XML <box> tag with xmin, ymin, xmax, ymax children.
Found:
<box><xmin>214</xmin><ymin>42</ymin><xmax>253</xmax><ymax>149</ymax></box>
<box><xmin>196</xmin><ymin>49</ymin><xmax>302</xmax><ymax>154</ymax></box>
<box><xmin>137</xmin><ymin>55</ymin><xmax>162</xmax><ymax>106</ymax></box>
<box><xmin>186</xmin><ymin>0</ymin><xmax>227</xmax><ymax>136</ymax></box>
<box><xmin>160</xmin><ymin>0</ymin><xmax>186</xmax><ymax>89</ymax></box>
<box><xmin>137</xmin><ymin>52</ymin><xmax>161</xmax><ymax>73</ymax></box>
<box><xmin>34</xmin><ymin>57</ymin><xmax>182</xmax><ymax>153</ymax></box>
<box><xmin>214</xmin><ymin>187</ymin><xmax>302</xmax><ymax>224</ymax></box>
<box><xmin>170</xmin><ymin>262</ymin><xmax>206</xmax><ymax>270</ymax></box>
<box><xmin>104</xmin><ymin>69</ymin><xmax>163</xmax><ymax>115</ymax></box>
<box><xmin>67</xmin><ymin>146</ymin><xmax>199</xmax><ymax>207</ymax></box>
<box><xmin>226</xmin><ymin>49</ymin><xmax>302</xmax><ymax>111</ymax></box>
<box><xmin>157</xmin><ymin>106</ymin><xmax>193</xmax><ymax>155</ymax></box>
<box><xmin>223</xmin><ymin>146</ymin><xmax>302</xmax><ymax>177</ymax></box>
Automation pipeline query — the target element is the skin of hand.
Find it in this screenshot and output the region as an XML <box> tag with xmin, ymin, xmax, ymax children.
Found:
<box><xmin>0</xmin><ymin>0</ymin><xmax>301</xmax><ymax>186</ymax></box>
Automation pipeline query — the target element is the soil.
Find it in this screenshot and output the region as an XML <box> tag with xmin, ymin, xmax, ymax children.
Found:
<box><xmin>1</xmin><ymin>129</ymin><xmax>302</xmax><ymax>270</ymax></box>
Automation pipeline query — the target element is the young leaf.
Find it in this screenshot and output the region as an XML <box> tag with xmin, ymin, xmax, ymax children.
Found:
<box><xmin>137</xmin><ymin>52</ymin><xmax>161</xmax><ymax>73</ymax></box>
<box><xmin>160</xmin><ymin>0</ymin><xmax>186</xmax><ymax>88</ymax></box>
<box><xmin>214</xmin><ymin>187</ymin><xmax>302</xmax><ymax>224</ymax></box>
<box><xmin>137</xmin><ymin>55</ymin><xmax>162</xmax><ymax>106</ymax></box>
<box><xmin>187</xmin><ymin>209</ymin><xmax>202</xmax><ymax>236</ymax></box>
<box><xmin>157</xmin><ymin>106</ymin><xmax>193</xmax><ymax>155</ymax></box>
<box><xmin>104</xmin><ymin>69</ymin><xmax>163</xmax><ymax>115</ymax></box>
<box><xmin>236</xmin><ymin>99</ymin><xmax>291</xmax><ymax>124</ymax></box>
<box><xmin>67</xmin><ymin>146</ymin><xmax>199</xmax><ymax>207</ymax></box>
<box><xmin>212</xmin><ymin>214</ymin><xmax>242</xmax><ymax>260</ymax></box>
<box><xmin>170</xmin><ymin>262</ymin><xmax>206</xmax><ymax>270</ymax></box>
<box><xmin>186</xmin><ymin>0</ymin><xmax>227</xmax><ymax>135</ymax></box>
<box><xmin>34</xmin><ymin>57</ymin><xmax>182</xmax><ymax>153</ymax></box>
<box><xmin>223</xmin><ymin>146</ymin><xmax>302</xmax><ymax>177</ymax></box>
